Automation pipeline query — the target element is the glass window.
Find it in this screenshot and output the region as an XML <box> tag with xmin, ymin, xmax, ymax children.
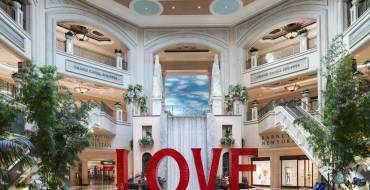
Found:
<box><xmin>281</xmin><ymin>156</ymin><xmax>315</xmax><ymax>188</ymax></box>
<box><xmin>252</xmin><ymin>158</ymin><xmax>271</xmax><ymax>186</ymax></box>
<box><xmin>282</xmin><ymin>160</ymin><xmax>297</xmax><ymax>186</ymax></box>
<box><xmin>222</xmin><ymin>152</ymin><xmax>229</xmax><ymax>177</ymax></box>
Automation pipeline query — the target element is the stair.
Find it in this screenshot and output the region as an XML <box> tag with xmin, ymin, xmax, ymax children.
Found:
<box><xmin>273</xmin><ymin>104</ymin><xmax>331</xmax><ymax>180</ymax></box>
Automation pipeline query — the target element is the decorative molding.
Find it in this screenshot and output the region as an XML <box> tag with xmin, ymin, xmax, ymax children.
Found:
<box><xmin>0</xmin><ymin>13</ymin><xmax>25</xmax><ymax>50</ymax></box>
<box><xmin>45</xmin><ymin>0</ymin><xmax>138</xmax><ymax>43</ymax></box>
<box><xmin>143</xmin><ymin>28</ymin><xmax>230</xmax><ymax>46</ymax></box>
<box><xmin>65</xmin><ymin>60</ymin><xmax>124</xmax><ymax>85</ymax></box>
<box><xmin>349</xmin><ymin>15</ymin><xmax>370</xmax><ymax>48</ymax></box>
<box><xmin>250</xmin><ymin>58</ymin><xmax>309</xmax><ymax>83</ymax></box>
<box><xmin>235</xmin><ymin>0</ymin><xmax>327</xmax><ymax>47</ymax></box>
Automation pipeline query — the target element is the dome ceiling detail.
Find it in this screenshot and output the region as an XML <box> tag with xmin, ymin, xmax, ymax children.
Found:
<box><xmin>119</xmin><ymin>0</ymin><xmax>251</xmax><ymax>16</ymax></box>
<box><xmin>85</xmin><ymin>0</ymin><xmax>283</xmax><ymax>27</ymax></box>
<box><xmin>129</xmin><ymin>0</ymin><xmax>163</xmax><ymax>16</ymax></box>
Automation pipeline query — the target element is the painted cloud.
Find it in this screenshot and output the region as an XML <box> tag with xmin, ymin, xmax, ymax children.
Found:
<box><xmin>165</xmin><ymin>74</ymin><xmax>209</xmax><ymax>115</ymax></box>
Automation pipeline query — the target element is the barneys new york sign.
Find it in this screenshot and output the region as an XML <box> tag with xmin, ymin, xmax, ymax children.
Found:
<box><xmin>65</xmin><ymin>61</ymin><xmax>124</xmax><ymax>85</ymax></box>
<box><xmin>140</xmin><ymin>148</ymin><xmax>258</xmax><ymax>190</ymax></box>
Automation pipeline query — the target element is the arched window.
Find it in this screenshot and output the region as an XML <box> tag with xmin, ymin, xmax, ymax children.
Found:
<box><xmin>222</xmin><ymin>152</ymin><xmax>229</xmax><ymax>177</ymax></box>
<box><xmin>142</xmin><ymin>153</ymin><xmax>152</xmax><ymax>175</ymax></box>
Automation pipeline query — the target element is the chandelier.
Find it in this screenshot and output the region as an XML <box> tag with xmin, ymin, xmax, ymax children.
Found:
<box><xmin>74</xmin><ymin>83</ymin><xmax>90</xmax><ymax>94</ymax></box>
<box><xmin>70</xmin><ymin>25</ymin><xmax>89</xmax><ymax>41</ymax></box>
<box><xmin>283</xmin><ymin>23</ymin><xmax>301</xmax><ymax>39</ymax></box>
<box><xmin>285</xmin><ymin>83</ymin><xmax>300</xmax><ymax>92</ymax></box>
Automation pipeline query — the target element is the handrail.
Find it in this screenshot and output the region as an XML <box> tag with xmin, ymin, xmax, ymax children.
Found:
<box><xmin>246</xmin><ymin>37</ymin><xmax>317</xmax><ymax>69</ymax></box>
<box><xmin>0</xmin><ymin>1</ymin><xmax>15</xmax><ymax>20</ymax></box>
<box><xmin>56</xmin><ymin>39</ymin><xmax>128</xmax><ymax>70</ymax></box>
<box><xmin>0</xmin><ymin>78</ymin><xmax>16</xmax><ymax>97</ymax></box>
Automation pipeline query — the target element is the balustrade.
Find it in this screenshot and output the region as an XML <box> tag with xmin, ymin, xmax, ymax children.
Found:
<box><xmin>0</xmin><ymin>0</ymin><xmax>25</xmax><ymax>29</ymax></box>
<box><xmin>246</xmin><ymin>37</ymin><xmax>317</xmax><ymax>69</ymax></box>
<box><xmin>56</xmin><ymin>39</ymin><xmax>128</xmax><ymax>70</ymax></box>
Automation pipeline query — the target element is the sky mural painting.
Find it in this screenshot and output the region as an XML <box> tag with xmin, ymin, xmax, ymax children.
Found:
<box><xmin>165</xmin><ymin>73</ymin><xmax>209</xmax><ymax>115</ymax></box>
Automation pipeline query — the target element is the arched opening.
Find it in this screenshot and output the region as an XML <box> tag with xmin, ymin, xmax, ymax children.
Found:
<box><xmin>222</xmin><ymin>152</ymin><xmax>229</xmax><ymax>177</ymax></box>
<box><xmin>142</xmin><ymin>152</ymin><xmax>152</xmax><ymax>175</ymax></box>
<box><xmin>242</xmin><ymin>18</ymin><xmax>320</xmax><ymax>121</ymax></box>
<box><xmin>56</xmin><ymin>22</ymin><xmax>128</xmax><ymax>70</ymax></box>
<box><xmin>244</xmin><ymin>19</ymin><xmax>317</xmax><ymax>70</ymax></box>
<box><xmin>154</xmin><ymin>43</ymin><xmax>219</xmax><ymax>115</ymax></box>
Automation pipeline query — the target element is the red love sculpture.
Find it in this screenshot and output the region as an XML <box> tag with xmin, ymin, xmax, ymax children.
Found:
<box><xmin>146</xmin><ymin>148</ymin><xmax>189</xmax><ymax>190</ymax></box>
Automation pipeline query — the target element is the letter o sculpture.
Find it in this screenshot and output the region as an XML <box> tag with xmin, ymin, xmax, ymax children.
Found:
<box><xmin>146</xmin><ymin>148</ymin><xmax>190</xmax><ymax>190</ymax></box>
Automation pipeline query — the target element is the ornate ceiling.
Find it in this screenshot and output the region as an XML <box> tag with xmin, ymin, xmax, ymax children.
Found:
<box><xmin>85</xmin><ymin>0</ymin><xmax>283</xmax><ymax>27</ymax></box>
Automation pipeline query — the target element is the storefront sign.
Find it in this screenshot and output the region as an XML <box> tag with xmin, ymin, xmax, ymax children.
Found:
<box><xmin>251</xmin><ymin>59</ymin><xmax>308</xmax><ymax>83</ymax></box>
<box><xmin>65</xmin><ymin>61</ymin><xmax>123</xmax><ymax>85</ymax></box>
<box><xmin>260</xmin><ymin>132</ymin><xmax>295</xmax><ymax>148</ymax></box>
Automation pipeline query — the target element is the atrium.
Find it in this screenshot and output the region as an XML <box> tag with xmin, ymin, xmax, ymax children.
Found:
<box><xmin>0</xmin><ymin>0</ymin><xmax>369</xmax><ymax>190</ymax></box>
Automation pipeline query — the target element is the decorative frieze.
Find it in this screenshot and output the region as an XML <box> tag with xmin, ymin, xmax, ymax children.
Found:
<box><xmin>250</xmin><ymin>58</ymin><xmax>309</xmax><ymax>83</ymax></box>
<box><xmin>0</xmin><ymin>13</ymin><xmax>25</xmax><ymax>50</ymax></box>
<box><xmin>65</xmin><ymin>60</ymin><xmax>124</xmax><ymax>85</ymax></box>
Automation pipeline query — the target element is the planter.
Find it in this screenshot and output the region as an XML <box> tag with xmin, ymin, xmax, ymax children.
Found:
<box><xmin>138</xmin><ymin>136</ymin><xmax>153</xmax><ymax>148</ymax></box>
<box><xmin>220</xmin><ymin>136</ymin><xmax>235</xmax><ymax>146</ymax></box>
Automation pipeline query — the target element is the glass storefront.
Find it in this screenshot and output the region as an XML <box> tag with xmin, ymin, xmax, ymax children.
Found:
<box><xmin>281</xmin><ymin>155</ymin><xmax>314</xmax><ymax>188</ymax></box>
<box><xmin>252</xmin><ymin>157</ymin><xmax>271</xmax><ymax>186</ymax></box>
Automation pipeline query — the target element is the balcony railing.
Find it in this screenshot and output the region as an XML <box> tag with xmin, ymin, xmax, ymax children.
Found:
<box><xmin>347</xmin><ymin>0</ymin><xmax>370</xmax><ymax>27</ymax></box>
<box><xmin>246</xmin><ymin>37</ymin><xmax>317</xmax><ymax>69</ymax></box>
<box><xmin>0</xmin><ymin>0</ymin><xmax>15</xmax><ymax>19</ymax></box>
<box><xmin>0</xmin><ymin>78</ymin><xmax>16</xmax><ymax>97</ymax></box>
<box><xmin>257</xmin><ymin>98</ymin><xmax>319</xmax><ymax>119</ymax></box>
<box><xmin>0</xmin><ymin>0</ymin><xmax>26</xmax><ymax>29</ymax></box>
<box><xmin>56</xmin><ymin>39</ymin><xmax>128</xmax><ymax>70</ymax></box>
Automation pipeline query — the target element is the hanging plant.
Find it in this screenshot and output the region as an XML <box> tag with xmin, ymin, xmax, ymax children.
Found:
<box><xmin>123</xmin><ymin>84</ymin><xmax>147</xmax><ymax>114</ymax></box>
<box><xmin>220</xmin><ymin>128</ymin><xmax>235</xmax><ymax>146</ymax></box>
<box><xmin>138</xmin><ymin>135</ymin><xmax>154</xmax><ymax>148</ymax></box>
<box><xmin>224</xmin><ymin>84</ymin><xmax>248</xmax><ymax>112</ymax></box>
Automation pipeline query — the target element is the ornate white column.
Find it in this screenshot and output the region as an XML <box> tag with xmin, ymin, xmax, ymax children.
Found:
<box><xmin>350</xmin><ymin>0</ymin><xmax>360</xmax><ymax>24</ymax></box>
<box><xmin>299</xmin><ymin>31</ymin><xmax>308</xmax><ymax>52</ymax></box>
<box><xmin>115</xmin><ymin>102</ymin><xmax>123</xmax><ymax>122</ymax></box>
<box><xmin>65</xmin><ymin>32</ymin><xmax>74</xmax><ymax>54</ymax></box>
<box><xmin>211</xmin><ymin>54</ymin><xmax>223</xmax><ymax>115</ymax></box>
<box><xmin>250</xmin><ymin>49</ymin><xmax>258</xmax><ymax>68</ymax></box>
<box><xmin>115</xmin><ymin>49</ymin><xmax>123</xmax><ymax>69</ymax></box>
<box><xmin>12</xmin><ymin>0</ymin><xmax>23</xmax><ymax>27</ymax></box>
<box><xmin>152</xmin><ymin>55</ymin><xmax>162</xmax><ymax>115</ymax></box>
<box><xmin>301</xmin><ymin>90</ymin><xmax>310</xmax><ymax>112</ymax></box>
<box><xmin>251</xmin><ymin>100</ymin><xmax>259</xmax><ymax>121</ymax></box>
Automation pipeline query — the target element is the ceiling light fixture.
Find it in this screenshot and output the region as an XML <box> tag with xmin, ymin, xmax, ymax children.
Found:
<box><xmin>70</xmin><ymin>25</ymin><xmax>89</xmax><ymax>41</ymax></box>
<box><xmin>74</xmin><ymin>83</ymin><xmax>90</xmax><ymax>94</ymax></box>
<box><xmin>285</xmin><ymin>83</ymin><xmax>300</xmax><ymax>92</ymax></box>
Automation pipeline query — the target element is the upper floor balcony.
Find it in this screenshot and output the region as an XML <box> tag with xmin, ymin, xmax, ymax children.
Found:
<box><xmin>344</xmin><ymin>0</ymin><xmax>370</xmax><ymax>52</ymax></box>
<box><xmin>0</xmin><ymin>0</ymin><xmax>31</xmax><ymax>58</ymax></box>
<box><xmin>55</xmin><ymin>22</ymin><xmax>131</xmax><ymax>88</ymax></box>
<box><xmin>243</xmin><ymin>19</ymin><xmax>318</xmax><ymax>87</ymax></box>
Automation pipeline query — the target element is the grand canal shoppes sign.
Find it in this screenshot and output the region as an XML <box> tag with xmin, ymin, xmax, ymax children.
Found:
<box><xmin>118</xmin><ymin>148</ymin><xmax>258</xmax><ymax>190</ymax></box>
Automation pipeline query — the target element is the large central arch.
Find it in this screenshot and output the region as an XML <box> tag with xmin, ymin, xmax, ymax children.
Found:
<box><xmin>143</xmin><ymin>31</ymin><xmax>230</xmax><ymax>112</ymax></box>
